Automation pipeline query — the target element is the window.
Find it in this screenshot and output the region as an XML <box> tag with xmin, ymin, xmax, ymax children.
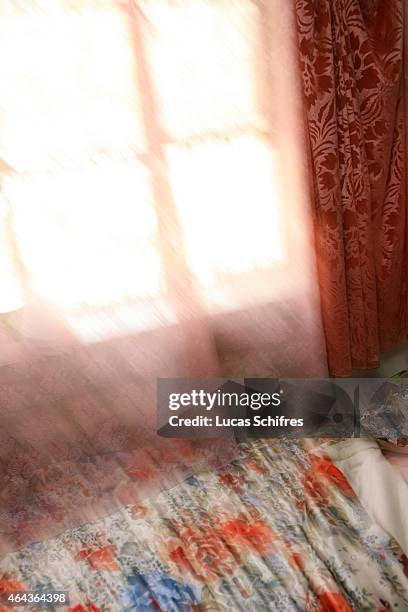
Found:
<box><xmin>0</xmin><ymin>0</ymin><xmax>285</xmax><ymax>342</ymax></box>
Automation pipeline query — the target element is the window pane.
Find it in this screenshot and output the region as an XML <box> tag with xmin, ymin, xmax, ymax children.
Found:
<box><xmin>3</xmin><ymin>161</ymin><xmax>165</xmax><ymax>309</ymax></box>
<box><xmin>140</xmin><ymin>0</ymin><xmax>267</xmax><ymax>141</ymax></box>
<box><xmin>166</xmin><ymin>135</ymin><xmax>285</xmax><ymax>305</ymax></box>
<box><xmin>0</xmin><ymin>2</ymin><xmax>143</xmax><ymax>171</ymax></box>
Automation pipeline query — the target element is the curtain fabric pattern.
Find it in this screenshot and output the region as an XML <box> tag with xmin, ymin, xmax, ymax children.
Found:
<box><xmin>296</xmin><ymin>0</ymin><xmax>407</xmax><ymax>375</ymax></box>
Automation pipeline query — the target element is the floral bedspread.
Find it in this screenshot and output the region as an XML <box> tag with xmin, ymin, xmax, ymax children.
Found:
<box><xmin>1</xmin><ymin>439</ymin><xmax>408</xmax><ymax>611</ymax></box>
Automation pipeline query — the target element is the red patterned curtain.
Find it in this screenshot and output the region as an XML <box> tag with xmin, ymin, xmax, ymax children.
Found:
<box><xmin>296</xmin><ymin>0</ymin><xmax>407</xmax><ymax>375</ymax></box>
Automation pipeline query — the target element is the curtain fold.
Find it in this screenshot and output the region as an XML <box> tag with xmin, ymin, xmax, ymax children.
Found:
<box><xmin>296</xmin><ymin>0</ymin><xmax>407</xmax><ymax>375</ymax></box>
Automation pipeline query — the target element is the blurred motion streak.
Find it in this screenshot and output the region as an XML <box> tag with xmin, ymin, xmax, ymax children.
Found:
<box><xmin>0</xmin><ymin>0</ymin><xmax>286</xmax><ymax>341</ymax></box>
<box><xmin>0</xmin><ymin>1</ymin><xmax>328</xmax><ymax>550</ymax></box>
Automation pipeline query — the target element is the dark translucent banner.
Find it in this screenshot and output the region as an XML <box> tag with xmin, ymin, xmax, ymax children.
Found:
<box><xmin>157</xmin><ymin>378</ymin><xmax>408</xmax><ymax>438</ymax></box>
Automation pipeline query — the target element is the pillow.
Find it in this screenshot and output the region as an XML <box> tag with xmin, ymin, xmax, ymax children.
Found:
<box><xmin>369</xmin><ymin>370</ymin><xmax>408</xmax><ymax>452</ymax></box>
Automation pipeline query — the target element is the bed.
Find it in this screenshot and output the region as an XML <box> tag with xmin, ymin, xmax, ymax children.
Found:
<box><xmin>1</xmin><ymin>438</ymin><xmax>408</xmax><ymax>611</ymax></box>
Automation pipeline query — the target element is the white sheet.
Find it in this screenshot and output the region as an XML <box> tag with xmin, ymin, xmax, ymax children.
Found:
<box><xmin>319</xmin><ymin>438</ymin><xmax>408</xmax><ymax>555</ymax></box>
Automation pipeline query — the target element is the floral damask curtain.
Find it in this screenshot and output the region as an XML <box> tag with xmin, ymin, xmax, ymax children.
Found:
<box><xmin>296</xmin><ymin>0</ymin><xmax>407</xmax><ymax>375</ymax></box>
